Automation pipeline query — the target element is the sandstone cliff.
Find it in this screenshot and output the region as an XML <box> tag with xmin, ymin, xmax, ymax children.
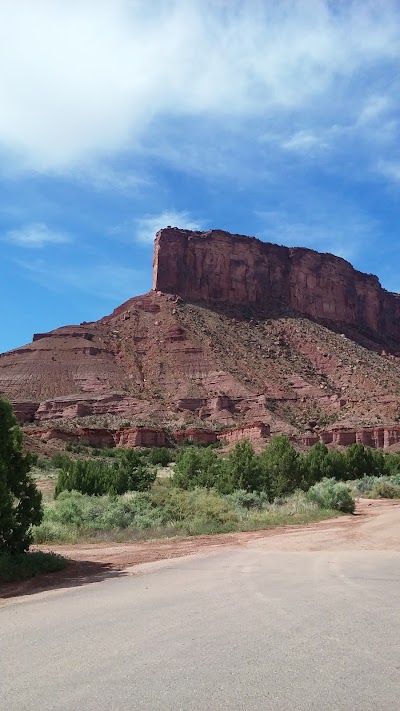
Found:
<box><xmin>2</xmin><ymin>228</ymin><xmax>400</xmax><ymax>443</ymax></box>
<box><xmin>153</xmin><ymin>228</ymin><xmax>400</xmax><ymax>346</ymax></box>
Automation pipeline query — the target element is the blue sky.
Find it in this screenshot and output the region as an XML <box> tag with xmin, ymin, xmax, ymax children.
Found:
<box><xmin>1</xmin><ymin>0</ymin><xmax>400</xmax><ymax>352</ymax></box>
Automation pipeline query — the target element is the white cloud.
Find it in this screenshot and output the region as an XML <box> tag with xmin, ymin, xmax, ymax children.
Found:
<box><xmin>0</xmin><ymin>1</ymin><xmax>400</xmax><ymax>174</ymax></box>
<box><xmin>377</xmin><ymin>161</ymin><xmax>400</xmax><ymax>183</ymax></box>
<box><xmin>3</xmin><ymin>223</ymin><xmax>71</xmax><ymax>248</ymax></box>
<box><xmin>281</xmin><ymin>130</ymin><xmax>325</xmax><ymax>153</ymax></box>
<box><xmin>74</xmin><ymin>165</ymin><xmax>150</xmax><ymax>194</ymax></box>
<box><xmin>357</xmin><ymin>95</ymin><xmax>391</xmax><ymax>125</ymax></box>
<box><xmin>134</xmin><ymin>211</ymin><xmax>202</xmax><ymax>244</ymax></box>
<box><xmin>256</xmin><ymin>205</ymin><xmax>379</xmax><ymax>264</ymax></box>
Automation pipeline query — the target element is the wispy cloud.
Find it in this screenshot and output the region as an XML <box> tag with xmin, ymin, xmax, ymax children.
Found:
<box><xmin>133</xmin><ymin>211</ymin><xmax>202</xmax><ymax>244</ymax></box>
<box><xmin>74</xmin><ymin>164</ymin><xmax>150</xmax><ymax>193</ymax></box>
<box><xmin>256</xmin><ymin>204</ymin><xmax>380</xmax><ymax>264</ymax></box>
<box><xmin>281</xmin><ymin>130</ymin><xmax>326</xmax><ymax>153</ymax></box>
<box><xmin>377</xmin><ymin>161</ymin><xmax>400</xmax><ymax>183</ymax></box>
<box><xmin>3</xmin><ymin>223</ymin><xmax>71</xmax><ymax>248</ymax></box>
<box><xmin>0</xmin><ymin>0</ymin><xmax>399</xmax><ymax>180</ymax></box>
<box><xmin>16</xmin><ymin>258</ymin><xmax>148</xmax><ymax>301</ymax></box>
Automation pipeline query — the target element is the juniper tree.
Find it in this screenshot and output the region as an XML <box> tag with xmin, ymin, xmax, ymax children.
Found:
<box><xmin>0</xmin><ymin>398</ymin><xmax>42</xmax><ymax>553</ymax></box>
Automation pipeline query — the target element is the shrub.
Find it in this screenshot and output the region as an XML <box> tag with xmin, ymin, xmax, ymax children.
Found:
<box><xmin>369</xmin><ymin>480</ymin><xmax>400</xmax><ymax>499</ymax></box>
<box><xmin>226</xmin><ymin>489</ymin><xmax>270</xmax><ymax>510</ymax></box>
<box><xmin>172</xmin><ymin>447</ymin><xmax>223</xmax><ymax>490</ymax></box>
<box><xmin>150</xmin><ymin>486</ymin><xmax>238</xmax><ymax>529</ymax></box>
<box><xmin>344</xmin><ymin>444</ymin><xmax>385</xmax><ymax>480</ymax></box>
<box><xmin>260</xmin><ymin>436</ymin><xmax>300</xmax><ymax>498</ymax></box>
<box><xmin>223</xmin><ymin>440</ymin><xmax>267</xmax><ymax>494</ymax></box>
<box><xmin>384</xmin><ymin>453</ymin><xmax>400</xmax><ymax>477</ymax></box>
<box><xmin>50</xmin><ymin>453</ymin><xmax>73</xmax><ymax>469</ymax></box>
<box><xmin>118</xmin><ymin>450</ymin><xmax>156</xmax><ymax>492</ymax></box>
<box><xmin>42</xmin><ymin>490</ymin><xmax>158</xmax><ymax>531</ymax></box>
<box><xmin>147</xmin><ymin>448</ymin><xmax>173</xmax><ymax>466</ymax></box>
<box><xmin>354</xmin><ymin>475</ymin><xmax>380</xmax><ymax>495</ymax></box>
<box><xmin>55</xmin><ymin>453</ymin><xmax>156</xmax><ymax>497</ymax></box>
<box><xmin>0</xmin><ymin>550</ymin><xmax>66</xmax><ymax>583</ymax></box>
<box><xmin>307</xmin><ymin>478</ymin><xmax>355</xmax><ymax>513</ymax></box>
<box><xmin>0</xmin><ymin>398</ymin><xmax>43</xmax><ymax>554</ymax></box>
<box><xmin>301</xmin><ymin>443</ymin><xmax>348</xmax><ymax>486</ymax></box>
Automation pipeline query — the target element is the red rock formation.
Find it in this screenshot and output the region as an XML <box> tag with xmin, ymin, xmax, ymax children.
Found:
<box><xmin>331</xmin><ymin>430</ymin><xmax>357</xmax><ymax>446</ymax></box>
<box><xmin>28</xmin><ymin>426</ymin><xmax>115</xmax><ymax>447</ymax></box>
<box><xmin>78</xmin><ymin>427</ymin><xmax>115</xmax><ymax>448</ymax></box>
<box><xmin>153</xmin><ymin>228</ymin><xmax>400</xmax><ymax>345</ymax></box>
<box><xmin>299</xmin><ymin>425</ymin><xmax>400</xmax><ymax>450</ymax></box>
<box><xmin>26</xmin><ymin>419</ymin><xmax>400</xmax><ymax>451</ymax></box>
<box><xmin>174</xmin><ymin>428</ymin><xmax>219</xmax><ymax>445</ymax></box>
<box><xmin>33</xmin><ymin>394</ymin><xmax>146</xmax><ymax>421</ymax></box>
<box><xmin>11</xmin><ymin>400</ymin><xmax>39</xmax><ymax>423</ymax></box>
<box><xmin>2</xmin><ymin>228</ymin><xmax>400</xmax><ymax>441</ymax></box>
<box><xmin>218</xmin><ymin>421</ymin><xmax>270</xmax><ymax>445</ymax></box>
<box><xmin>115</xmin><ymin>427</ymin><xmax>168</xmax><ymax>448</ymax></box>
<box><xmin>28</xmin><ymin>427</ymin><xmax>76</xmax><ymax>443</ymax></box>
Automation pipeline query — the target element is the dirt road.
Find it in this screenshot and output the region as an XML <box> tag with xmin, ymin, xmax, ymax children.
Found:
<box><xmin>1</xmin><ymin>499</ymin><xmax>399</xmax><ymax>711</ymax></box>
<box><xmin>2</xmin><ymin>499</ymin><xmax>399</xmax><ymax>599</ymax></box>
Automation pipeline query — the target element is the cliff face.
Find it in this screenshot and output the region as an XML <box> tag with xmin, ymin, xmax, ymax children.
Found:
<box><xmin>3</xmin><ymin>228</ymin><xmax>400</xmax><ymax>441</ymax></box>
<box><xmin>153</xmin><ymin>228</ymin><xmax>400</xmax><ymax>345</ymax></box>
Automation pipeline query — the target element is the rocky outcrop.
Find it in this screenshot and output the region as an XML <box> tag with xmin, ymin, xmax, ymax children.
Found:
<box><xmin>26</xmin><ymin>420</ymin><xmax>400</xmax><ymax>451</ymax></box>
<box><xmin>153</xmin><ymin>228</ymin><xmax>400</xmax><ymax>346</ymax></box>
<box><xmin>218</xmin><ymin>422</ymin><xmax>271</xmax><ymax>445</ymax></box>
<box><xmin>11</xmin><ymin>400</ymin><xmax>40</xmax><ymax>423</ymax></box>
<box><xmin>34</xmin><ymin>394</ymin><xmax>147</xmax><ymax>421</ymax></box>
<box><xmin>115</xmin><ymin>427</ymin><xmax>168</xmax><ymax>448</ymax></box>
<box><xmin>299</xmin><ymin>425</ymin><xmax>400</xmax><ymax>449</ymax></box>
<box><xmin>174</xmin><ymin>428</ymin><xmax>219</xmax><ymax>445</ymax></box>
<box><xmin>30</xmin><ymin>426</ymin><xmax>115</xmax><ymax>448</ymax></box>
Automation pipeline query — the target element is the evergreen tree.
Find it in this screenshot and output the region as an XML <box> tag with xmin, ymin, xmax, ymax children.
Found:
<box><xmin>344</xmin><ymin>444</ymin><xmax>376</xmax><ymax>480</ymax></box>
<box><xmin>172</xmin><ymin>447</ymin><xmax>222</xmax><ymax>490</ymax></box>
<box><xmin>301</xmin><ymin>442</ymin><xmax>347</xmax><ymax>487</ymax></box>
<box><xmin>260</xmin><ymin>435</ymin><xmax>301</xmax><ymax>498</ymax></box>
<box><xmin>0</xmin><ymin>398</ymin><xmax>42</xmax><ymax>553</ymax></box>
<box><xmin>224</xmin><ymin>440</ymin><xmax>265</xmax><ymax>494</ymax></box>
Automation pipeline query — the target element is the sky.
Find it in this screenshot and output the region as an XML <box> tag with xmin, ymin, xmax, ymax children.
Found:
<box><xmin>1</xmin><ymin>0</ymin><xmax>400</xmax><ymax>352</ymax></box>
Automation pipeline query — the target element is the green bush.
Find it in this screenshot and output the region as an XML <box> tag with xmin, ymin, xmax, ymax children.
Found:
<box><xmin>226</xmin><ymin>489</ymin><xmax>270</xmax><ymax>510</ymax></box>
<box><xmin>369</xmin><ymin>480</ymin><xmax>400</xmax><ymax>499</ymax></box>
<box><xmin>0</xmin><ymin>550</ymin><xmax>66</xmax><ymax>583</ymax></box>
<box><xmin>260</xmin><ymin>436</ymin><xmax>300</xmax><ymax>498</ymax></box>
<box><xmin>172</xmin><ymin>446</ymin><xmax>224</xmax><ymax>490</ymax></box>
<box><xmin>33</xmin><ymin>485</ymin><xmax>339</xmax><ymax>544</ymax></box>
<box><xmin>45</xmin><ymin>490</ymin><xmax>158</xmax><ymax>530</ymax></box>
<box><xmin>353</xmin><ymin>475</ymin><xmax>380</xmax><ymax>494</ymax></box>
<box><xmin>55</xmin><ymin>452</ymin><xmax>156</xmax><ymax>497</ymax></box>
<box><xmin>147</xmin><ymin>447</ymin><xmax>173</xmax><ymax>466</ymax></box>
<box><xmin>344</xmin><ymin>444</ymin><xmax>387</xmax><ymax>480</ymax></box>
<box><xmin>301</xmin><ymin>443</ymin><xmax>347</xmax><ymax>486</ymax></box>
<box><xmin>307</xmin><ymin>478</ymin><xmax>355</xmax><ymax>513</ymax></box>
<box><xmin>0</xmin><ymin>398</ymin><xmax>43</xmax><ymax>554</ymax></box>
<box><xmin>224</xmin><ymin>440</ymin><xmax>267</xmax><ymax>494</ymax></box>
<box><xmin>384</xmin><ymin>453</ymin><xmax>400</xmax><ymax>477</ymax></box>
<box><xmin>50</xmin><ymin>453</ymin><xmax>73</xmax><ymax>469</ymax></box>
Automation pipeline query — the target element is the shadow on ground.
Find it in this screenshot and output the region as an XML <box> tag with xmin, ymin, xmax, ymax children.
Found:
<box><xmin>0</xmin><ymin>559</ymin><xmax>128</xmax><ymax>600</ymax></box>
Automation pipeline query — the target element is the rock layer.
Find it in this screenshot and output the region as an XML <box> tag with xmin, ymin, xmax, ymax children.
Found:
<box><xmin>153</xmin><ymin>228</ymin><xmax>400</xmax><ymax>346</ymax></box>
<box><xmin>25</xmin><ymin>422</ymin><xmax>400</xmax><ymax>451</ymax></box>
